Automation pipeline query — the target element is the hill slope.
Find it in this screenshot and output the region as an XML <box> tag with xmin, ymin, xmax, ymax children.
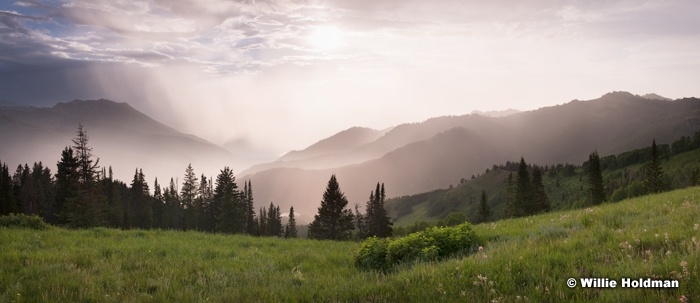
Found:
<box><xmin>1</xmin><ymin>187</ymin><xmax>698</xmax><ymax>302</ymax></box>
<box><xmin>244</xmin><ymin>92</ymin><xmax>700</xmax><ymax>219</ymax></box>
<box><xmin>387</xmin><ymin>135</ymin><xmax>700</xmax><ymax>226</ymax></box>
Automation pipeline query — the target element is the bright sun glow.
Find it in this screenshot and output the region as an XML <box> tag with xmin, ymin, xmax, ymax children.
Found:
<box><xmin>307</xmin><ymin>27</ymin><xmax>345</xmax><ymax>50</ymax></box>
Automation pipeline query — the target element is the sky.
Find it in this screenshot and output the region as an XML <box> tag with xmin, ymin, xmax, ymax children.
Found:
<box><xmin>1</xmin><ymin>0</ymin><xmax>699</xmax><ymax>156</ymax></box>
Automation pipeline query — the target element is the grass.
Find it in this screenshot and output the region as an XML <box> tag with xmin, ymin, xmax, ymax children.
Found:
<box><xmin>1</xmin><ymin>187</ymin><xmax>699</xmax><ymax>302</ymax></box>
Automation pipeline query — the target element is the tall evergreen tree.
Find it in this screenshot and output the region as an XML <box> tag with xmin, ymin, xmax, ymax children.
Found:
<box><xmin>72</xmin><ymin>124</ymin><xmax>100</xmax><ymax>186</ymax></box>
<box><xmin>364</xmin><ymin>183</ymin><xmax>393</xmax><ymax>238</ymax></box>
<box><xmin>308</xmin><ymin>174</ymin><xmax>354</xmax><ymax>240</ymax></box>
<box><xmin>152</xmin><ymin>177</ymin><xmax>164</xmax><ymax>229</ymax></box>
<box><xmin>587</xmin><ymin>151</ymin><xmax>605</xmax><ymax>205</ymax></box>
<box><xmin>245</xmin><ymin>180</ymin><xmax>256</xmax><ymax>235</ymax></box>
<box><xmin>515</xmin><ymin>157</ymin><xmax>532</xmax><ymax>216</ymax></box>
<box><xmin>477</xmin><ymin>190</ymin><xmax>491</xmax><ymax>223</ymax></box>
<box><xmin>643</xmin><ymin>140</ymin><xmax>665</xmax><ymax>194</ymax></box>
<box><xmin>531</xmin><ymin>166</ymin><xmax>550</xmax><ymax>213</ymax></box>
<box><xmin>129</xmin><ymin>169</ymin><xmax>152</xmax><ymax>229</ymax></box>
<box><xmin>504</xmin><ymin>173</ymin><xmax>517</xmax><ymax>218</ymax></box>
<box><xmin>197</xmin><ymin>174</ymin><xmax>214</xmax><ymax>231</ymax></box>
<box><xmin>258</xmin><ymin>206</ymin><xmax>268</xmax><ymax>236</ymax></box>
<box><xmin>266</xmin><ymin>202</ymin><xmax>283</xmax><ymax>237</ymax></box>
<box><xmin>214</xmin><ymin>167</ymin><xmax>243</xmax><ymax>233</ymax></box>
<box><xmin>164</xmin><ymin>178</ymin><xmax>181</xmax><ymax>229</ymax></box>
<box><xmin>54</xmin><ymin>147</ymin><xmax>79</xmax><ymax>225</ymax></box>
<box><xmin>0</xmin><ymin>161</ymin><xmax>15</xmax><ymax>215</ymax></box>
<box><xmin>180</xmin><ymin>163</ymin><xmax>199</xmax><ymax>230</ymax></box>
<box><xmin>285</xmin><ymin>206</ymin><xmax>298</xmax><ymax>238</ymax></box>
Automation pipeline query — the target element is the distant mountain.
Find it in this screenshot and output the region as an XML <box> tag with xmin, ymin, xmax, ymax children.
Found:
<box><xmin>239</xmin><ymin>126</ymin><xmax>390</xmax><ymax>175</ymax></box>
<box><xmin>221</xmin><ymin>136</ymin><xmax>280</xmax><ymax>173</ymax></box>
<box><xmin>641</xmin><ymin>93</ymin><xmax>672</xmax><ymax>101</ymax></box>
<box><xmin>0</xmin><ymin>99</ymin><xmax>235</xmax><ymax>184</ymax></box>
<box><xmin>471</xmin><ymin>108</ymin><xmax>521</xmax><ymax>117</ymax></box>
<box><xmin>242</xmin><ymin>92</ymin><xmax>700</xmax><ymax>222</ymax></box>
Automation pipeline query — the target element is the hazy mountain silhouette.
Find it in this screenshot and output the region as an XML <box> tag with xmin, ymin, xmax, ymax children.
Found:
<box><xmin>471</xmin><ymin>108</ymin><xmax>521</xmax><ymax>117</ymax></box>
<box><xmin>242</xmin><ymin>92</ymin><xmax>700</xmax><ymax>222</ymax></box>
<box><xmin>0</xmin><ymin>99</ymin><xmax>234</xmax><ymax>185</ymax></box>
<box><xmin>240</xmin><ymin>126</ymin><xmax>391</xmax><ymax>175</ymax></box>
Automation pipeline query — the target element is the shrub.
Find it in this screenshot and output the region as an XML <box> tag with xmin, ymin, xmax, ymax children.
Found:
<box><xmin>355</xmin><ymin>222</ymin><xmax>481</xmax><ymax>271</ymax></box>
<box><xmin>354</xmin><ymin>237</ymin><xmax>389</xmax><ymax>271</ymax></box>
<box><xmin>0</xmin><ymin>214</ymin><xmax>50</xmax><ymax>230</ymax></box>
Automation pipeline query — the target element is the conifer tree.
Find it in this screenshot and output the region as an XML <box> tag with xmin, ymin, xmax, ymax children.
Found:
<box><xmin>152</xmin><ymin>178</ymin><xmax>163</xmax><ymax>229</ymax></box>
<box><xmin>285</xmin><ymin>206</ymin><xmax>298</xmax><ymax>238</ymax></box>
<box><xmin>308</xmin><ymin>174</ymin><xmax>354</xmax><ymax>240</ymax></box>
<box><xmin>214</xmin><ymin>167</ymin><xmax>243</xmax><ymax>233</ymax></box>
<box><xmin>643</xmin><ymin>140</ymin><xmax>665</xmax><ymax>194</ymax></box>
<box><xmin>72</xmin><ymin>124</ymin><xmax>100</xmax><ymax>186</ymax></box>
<box><xmin>364</xmin><ymin>183</ymin><xmax>392</xmax><ymax>238</ymax></box>
<box><xmin>258</xmin><ymin>206</ymin><xmax>267</xmax><ymax>236</ymax></box>
<box><xmin>515</xmin><ymin>157</ymin><xmax>531</xmax><ymax>216</ymax></box>
<box><xmin>180</xmin><ymin>163</ymin><xmax>199</xmax><ymax>230</ymax></box>
<box><xmin>0</xmin><ymin>161</ymin><xmax>15</xmax><ymax>215</ymax></box>
<box><xmin>531</xmin><ymin>166</ymin><xmax>549</xmax><ymax>213</ymax></box>
<box><xmin>477</xmin><ymin>190</ymin><xmax>491</xmax><ymax>223</ymax></box>
<box><xmin>266</xmin><ymin>202</ymin><xmax>283</xmax><ymax>237</ymax></box>
<box><xmin>587</xmin><ymin>151</ymin><xmax>605</xmax><ymax>205</ymax></box>
<box><xmin>196</xmin><ymin>174</ymin><xmax>214</xmax><ymax>231</ymax></box>
<box><xmin>504</xmin><ymin>173</ymin><xmax>517</xmax><ymax>218</ymax></box>
<box><xmin>244</xmin><ymin>180</ymin><xmax>256</xmax><ymax>235</ymax></box>
<box><xmin>55</xmin><ymin>147</ymin><xmax>79</xmax><ymax>225</ymax></box>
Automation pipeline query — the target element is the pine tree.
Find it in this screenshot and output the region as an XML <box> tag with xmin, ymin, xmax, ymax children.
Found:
<box><xmin>643</xmin><ymin>140</ymin><xmax>665</xmax><ymax>194</ymax></box>
<box><xmin>364</xmin><ymin>183</ymin><xmax>392</xmax><ymax>238</ymax></box>
<box><xmin>152</xmin><ymin>178</ymin><xmax>164</xmax><ymax>229</ymax></box>
<box><xmin>587</xmin><ymin>151</ymin><xmax>605</xmax><ymax>205</ymax></box>
<box><xmin>285</xmin><ymin>206</ymin><xmax>298</xmax><ymax>238</ymax></box>
<box><xmin>0</xmin><ymin>160</ymin><xmax>16</xmax><ymax>215</ymax></box>
<box><xmin>266</xmin><ymin>202</ymin><xmax>283</xmax><ymax>237</ymax></box>
<box><xmin>308</xmin><ymin>174</ymin><xmax>354</xmax><ymax>240</ymax></box>
<box><xmin>504</xmin><ymin>173</ymin><xmax>517</xmax><ymax>218</ymax></box>
<box><xmin>477</xmin><ymin>190</ymin><xmax>491</xmax><ymax>223</ymax></box>
<box><xmin>258</xmin><ymin>206</ymin><xmax>267</xmax><ymax>236</ymax></box>
<box><xmin>72</xmin><ymin>124</ymin><xmax>100</xmax><ymax>186</ymax></box>
<box><xmin>196</xmin><ymin>174</ymin><xmax>214</xmax><ymax>231</ymax></box>
<box><xmin>214</xmin><ymin>167</ymin><xmax>243</xmax><ymax>233</ymax></box>
<box><xmin>244</xmin><ymin>180</ymin><xmax>256</xmax><ymax>235</ymax></box>
<box><xmin>515</xmin><ymin>157</ymin><xmax>531</xmax><ymax>216</ymax></box>
<box><xmin>129</xmin><ymin>169</ymin><xmax>152</xmax><ymax>229</ymax></box>
<box><xmin>180</xmin><ymin>163</ymin><xmax>199</xmax><ymax>230</ymax></box>
<box><xmin>531</xmin><ymin>166</ymin><xmax>549</xmax><ymax>213</ymax></box>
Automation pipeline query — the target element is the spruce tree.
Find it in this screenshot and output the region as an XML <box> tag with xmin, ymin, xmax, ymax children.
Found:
<box><xmin>515</xmin><ymin>157</ymin><xmax>531</xmax><ymax>216</ymax></box>
<box><xmin>72</xmin><ymin>124</ymin><xmax>100</xmax><ymax>186</ymax></box>
<box><xmin>504</xmin><ymin>173</ymin><xmax>517</xmax><ymax>218</ymax></box>
<box><xmin>364</xmin><ymin>183</ymin><xmax>392</xmax><ymax>238</ymax></box>
<box><xmin>214</xmin><ymin>167</ymin><xmax>243</xmax><ymax>233</ymax></box>
<box><xmin>643</xmin><ymin>140</ymin><xmax>665</xmax><ymax>194</ymax></box>
<box><xmin>285</xmin><ymin>206</ymin><xmax>298</xmax><ymax>238</ymax></box>
<box><xmin>0</xmin><ymin>161</ymin><xmax>16</xmax><ymax>215</ymax></box>
<box><xmin>531</xmin><ymin>166</ymin><xmax>549</xmax><ymax>213</ymax></box>
<box><xmin>245</xmin><ymin>180</ymin><xmax>256</xmax><ymax>235</ymax></box>
<box><xmin>587</xmin><ymin>151</ymin><xmax>605</xmax><ymax>205</ymax></box>
<box><xmin>180</xmin><ymin>163</ymin><xmax>199</xmax><ymax>230</ymax></box>
<box><xmin>55</xmin><ymin>147</ymin><xmax>79</xmax><ymax>225</ymax></box>
<box><xmin>308</xmin><ymin>174</ymin><xmax>354</xmax><ymax>240</ymax></box>
<box><xmin>477</xmin><ymin>190</ymin><xmax>491</xmax><ymax>223</ymax></box>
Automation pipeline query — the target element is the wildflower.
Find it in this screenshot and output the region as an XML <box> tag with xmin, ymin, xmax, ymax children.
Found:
<box><xmin>478</xmin><ymin>246</ymin><xmax>484</xmax><ymax>252</ymax></box>
<box><xmin>680</xmin><ymin>295</ymin><xmax>688</xmax><ymax>303</ymax></box>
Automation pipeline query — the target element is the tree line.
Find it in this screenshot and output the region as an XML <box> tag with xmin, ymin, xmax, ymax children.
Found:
<box><xmin>0</xmin><ymin>124</ymin><xmax>297</xmax><ymax>237</ymax></box>
<box><xmin>0</xmin><ymin>124</ymin><xmax>396</xmax><ymax>241</ymax></box>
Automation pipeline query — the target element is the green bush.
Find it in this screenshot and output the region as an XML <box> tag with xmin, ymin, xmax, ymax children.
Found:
<box><xmin>354</xmin><ymin>236</ymin><xmax>389</xmax><ymax>271</ymax></box>
<box><xmin>355</xmin><ymin>222</ymin><xmax>481</xmax><ymax>271</ymax></box>
<box><xmin>0</xmin><ymin>214</ymin><xmax>50</xmax><ymax>230</ymax></box>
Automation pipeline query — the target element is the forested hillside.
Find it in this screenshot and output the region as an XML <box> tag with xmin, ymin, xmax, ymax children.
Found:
<box><xmin>387</xmin><ymin>132</ymin><xmax>700</xmax><ymax>229</ymax></box>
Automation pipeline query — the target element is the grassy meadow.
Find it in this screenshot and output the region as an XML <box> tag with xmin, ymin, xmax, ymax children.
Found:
<box><xmin>1</xmin><ymin>187</ymin><xmax>699</xmax><ymax>302</ymax></box>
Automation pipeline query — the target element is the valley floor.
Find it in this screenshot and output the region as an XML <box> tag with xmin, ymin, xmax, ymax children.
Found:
<box><xmin>1</xmin><ymin>187</ymin><xmax>699</xmax><ymax>302</ymax></box>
